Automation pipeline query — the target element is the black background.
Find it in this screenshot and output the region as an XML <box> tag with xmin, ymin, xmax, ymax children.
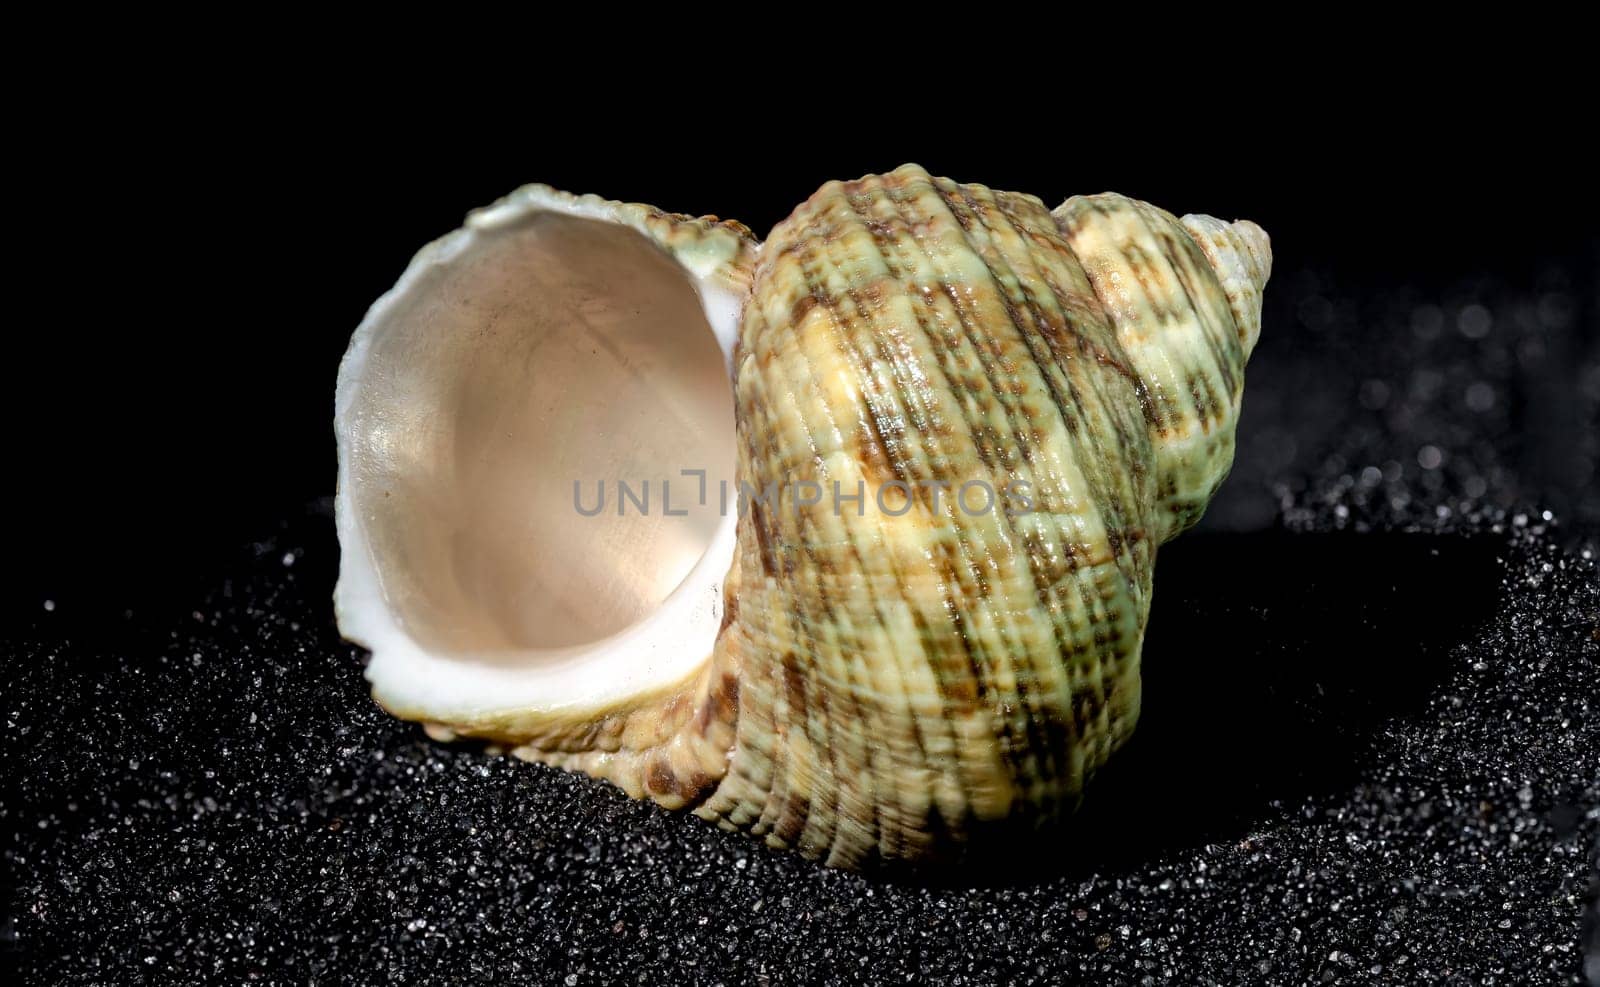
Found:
<box><xmin>5</xmin><ymin>56</ymin><xmax>1599</xmax><ymax>985</ymax></box>
<box><xmin>11</xmin><ymin>79</ymin><xmax>1599</xmax><ymax>619</ymax></box>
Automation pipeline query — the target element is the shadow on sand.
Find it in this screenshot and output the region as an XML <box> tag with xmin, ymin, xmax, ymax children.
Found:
<box><xmin>899</xmin><ymin>527</ymin><xmax>1504</xmax><ymax>887</ymax></box>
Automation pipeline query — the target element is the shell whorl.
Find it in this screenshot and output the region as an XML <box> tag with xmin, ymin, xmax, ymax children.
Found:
<box><xmin>675</xmin><ymin>166</ymin><xmax>1268</xmax><ymax>866</ymax></box>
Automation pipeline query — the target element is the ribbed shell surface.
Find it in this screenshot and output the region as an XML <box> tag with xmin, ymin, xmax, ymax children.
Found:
<box><xmin>343</xmin><ymin>165</ymin><xmax>1269</xmax><ymax>868</ymax></box>
<box><xmin>685</xmin><ymin>165</ymin><xmax>1260</xmax><ymax>866</ymax></box>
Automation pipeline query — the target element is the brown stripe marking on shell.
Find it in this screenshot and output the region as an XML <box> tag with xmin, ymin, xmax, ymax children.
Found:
<box><xmin>781</xmin><ymin>212</ymin><xmax>923</xmax><ymax>862</ymax></box>
<box><xmin>867</xmin><ymin>173</ymin><xmax>1052</xmax><ymax>809</ymax></box>
<box><xmin>920</xmin><ymin>178</ymin><xmax>1093</xmax><ymax>804</ymax></box>
<box><xmin>862</xmin><ymin>179</ymin><xmax>1038</xmax><ymax>798</ymax></box>
<box><xmin>832</xmin><ymin>179</ymin><xmax>1010</xmax><ymax>847</ymax></box>
<box><xmin>949</xmin><ymin>179</ymin><xmax>1148</xmax><ymax>786</ymax></box>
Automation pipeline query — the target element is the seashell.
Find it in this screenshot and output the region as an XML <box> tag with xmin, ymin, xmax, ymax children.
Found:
<box><xmin>334</xmin><ymin>165</ymin><xmax>1271</xmax><ymax>867</ymax></box>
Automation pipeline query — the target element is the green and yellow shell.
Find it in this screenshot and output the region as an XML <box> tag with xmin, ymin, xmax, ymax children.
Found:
<box><xmin>334</xmin><ymin>165</ymin><xmax>1271</xmax><ymax>867</ymax></box>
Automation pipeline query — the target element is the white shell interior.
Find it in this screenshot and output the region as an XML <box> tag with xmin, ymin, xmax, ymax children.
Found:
<box><xmin>335</xmin><ymin>195</ymin><xmax>740</xmax><ymax>720</ymax></box>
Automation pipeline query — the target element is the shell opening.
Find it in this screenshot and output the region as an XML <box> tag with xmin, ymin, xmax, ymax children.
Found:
<box><xmin>337</xmin><ymin>208</ymin><xmax>738</xmax><ymax>708</ymax></box>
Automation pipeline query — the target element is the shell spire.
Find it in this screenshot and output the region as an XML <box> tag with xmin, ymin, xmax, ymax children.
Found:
<box><xmin>333</xmin><ymin>165</ymin><xmax>1271</xmax><ymax>868</ymax></box>
<box><xmin>1179</xmin><ymin>213</ymin><xmax>1273</xmax><ymax>356</ymax></box>
<box><xmin>1054</xmin><ymin>193</ymin><xmax>1271</xmax><ymax>542</ymax></box>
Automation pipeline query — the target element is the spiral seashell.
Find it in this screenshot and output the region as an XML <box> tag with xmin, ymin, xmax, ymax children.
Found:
<box><xmin>334</xmin><ymin>165</ymin><xmax>1270</xmax><ymax>867</ymax></box>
